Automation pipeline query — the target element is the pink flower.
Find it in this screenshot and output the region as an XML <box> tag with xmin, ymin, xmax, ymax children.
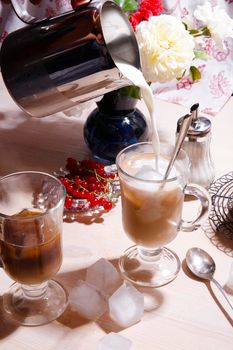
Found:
<box><xmin>209</xmin><ymin>71</ymin><xmax>232</xmax><ymax>98</ymax></box>
<box><xmin>130</xmin><ymin>9</ymin><xmax>154</xmax><ymax>30</ymax></box>
<box><xmin>129</xmin><ymin>0</ymin><xmax>163</xmax><ymax>30</ymax></box>
<box><xmin>139</xmin><ymin>0</ymin><xmax>163</xmax><ymax>16</ymax></box>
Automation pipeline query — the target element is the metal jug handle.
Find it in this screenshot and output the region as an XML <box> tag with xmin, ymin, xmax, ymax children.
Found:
<box><xmin>10</xmin><ymin>0</ymin><xmax>92</xmax><ymax>25</ymax></box>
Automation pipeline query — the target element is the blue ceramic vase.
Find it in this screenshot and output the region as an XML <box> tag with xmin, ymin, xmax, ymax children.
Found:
<box><xmin>83</xmin><ymin>88</ymin><xmax>149</xmax><ymax>164</ymax></box>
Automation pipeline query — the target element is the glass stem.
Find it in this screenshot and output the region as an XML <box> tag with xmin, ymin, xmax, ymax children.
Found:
<box><xmin>137</xmin><ymin>246</ymin><xmax>162</xmax><ymax>262</ymax></box>
<box><xmin>21</xmin><ymin>282</ymin><xmax>48</xmax><ymax>299</ymax></box>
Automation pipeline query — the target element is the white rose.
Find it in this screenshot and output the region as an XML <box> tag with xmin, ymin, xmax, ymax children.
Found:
<box><xmin>194</xmin><ymin>2</ymin><xmax>233</xmax><ymax>50</ymax></box>
<box><xmin>135</xmin><ymin>15</ymin><xmax>195</xmax><ymax>83</ymax></box>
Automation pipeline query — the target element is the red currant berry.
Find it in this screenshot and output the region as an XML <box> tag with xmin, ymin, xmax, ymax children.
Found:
<box><xmin>61</xmin><ymin>178</ymin><xmax>69</xmax><ymax>186</ymax></box>
<box><xmin>66</xmin><ymin>184</ymin><xmax>74</xmax><ymax>194</ymax></box>
<box><xmin>74</xmin><ymin>176</ymin><xmax>81</xmax><ymax>186</ymax></box>
<box><xmin>79</xmin><ymin>180</ymin><xmax>88</xmax><ymax>189</ymax></box>
<box><xmin>72</xmin><ymin>188</ymin><xmax>81</xmax><ymax>198</ymax></box>
<box><xmin>80</xmin><ymin>160</ymin><xmax>91</xmax><ymax>169</ymax></box>
<box><xmin>103</xmin><ymin>201</ymin><xmax>113</xmax><ymax>211</ymax></box>
<box><xmin>89</xmin><ymin>196</ymin><xmax>99</xmax><ymax>207</ymax></box>
<box><xmin>98</xmin><ymin>197</ymin><xmax>107</xmax><ymax>206</ymax></box>
<box><xmin>95</xmin><ymin>168</ymin><xmax>102</xmax><ymax>175</ymax></box>
<box><xmin>85</xmin><ymin>192</ymin><xmax>95</xmax><ymax>202</ymax></box>
<box><xmin>108</xmin><ymin>173</ymin><xmax>116</xmax><ymax>179</ymax></box>
<box><xmin>95</xmin><ymin>183</ymin><xmax>102</xmax><ymax>192</ymax></box>
<box><xmin>94</xmin><ymin>162</ymin><xmax>104</xmax><ymax>170</ymax></box>
<box><xmin>100</xmin><ymin>179</ymin><xmax>107</xmax><ymax>186</ymax></box>
<box><xmin>88</xmin><ymin>183</ymin><xmax>97</xmax><ymax>191</ymax></box>
<box><xmin>65</xmin><ymin>196</ymin><xmax>73</xmax><ymax>209</ymax></box>
<box><xmin>85</xmin><ymin>175</ymin><xmax>97</xmax><ymax>184</ymax></box>
<box><xmin>79</xmin><ymin>191</ymin><xmax>87</xmax><ymax>198</ymax></box>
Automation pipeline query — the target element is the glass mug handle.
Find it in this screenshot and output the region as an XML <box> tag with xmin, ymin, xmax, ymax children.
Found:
<box><xmin>180</xmin><ymin>184</ymin><xmax>211</xmax><ymax>232</ymax></box>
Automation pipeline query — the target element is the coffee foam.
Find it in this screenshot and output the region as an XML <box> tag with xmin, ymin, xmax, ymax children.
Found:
<box><xmin>133</xmin><ymin>156</ymin><xmax>178</xmax><ymax>181</ymax></box>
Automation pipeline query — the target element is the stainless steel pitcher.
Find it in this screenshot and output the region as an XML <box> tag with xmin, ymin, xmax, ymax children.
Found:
<box><xmin>0</xmin><ymin>0</ymin><xmax>140</xmax><ymax>117</ymax></box>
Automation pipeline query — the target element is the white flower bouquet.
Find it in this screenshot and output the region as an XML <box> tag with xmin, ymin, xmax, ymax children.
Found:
<box><xmin>114</xmin><ymin>0</ymin><xmax>233</xmax><ymax>91</ymax></box>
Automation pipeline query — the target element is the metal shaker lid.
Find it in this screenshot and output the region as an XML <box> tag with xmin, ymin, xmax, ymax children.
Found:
<box><xmin>177</xmin><ymin>104</ymin><xmax>211</xmax><ymax>137</ymax></box>
<box><xmin>186</xmin><ymin>116</ymin><xmax>211</xmax><ymax>136</ymax></box>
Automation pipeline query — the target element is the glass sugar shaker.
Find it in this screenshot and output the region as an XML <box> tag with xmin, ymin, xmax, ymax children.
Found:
<box><xmin>176</xmin><ymin>104</ymin><xmax>215</xmax><ymax>188</ymax></box>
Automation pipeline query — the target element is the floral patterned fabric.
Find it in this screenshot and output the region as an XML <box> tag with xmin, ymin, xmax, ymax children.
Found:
<box><xmin>0</xmin><ymin>1</ymin><xmax>73</xmax><ymax>43</ymax></box>
<box><xmin>0</xmin><ymin>0</ymin><xmax>233</xmax><ymax>115</ymax></box>
<box><xmin>152</xmin><ymin>0</ymin><xmax>233</xmax><ymax>115</ymax></box>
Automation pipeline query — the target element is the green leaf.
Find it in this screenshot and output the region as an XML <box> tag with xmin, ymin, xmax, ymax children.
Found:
<box><xmin>201</xmin><ymin>26</ymin><xmax>211</xmax><ymax>37</ymax></box>
<box><xmin>194</xmin><ymin>50</ymin><xmax>210</xmax><ymax>61</ymax></box>
<box><xmin>190</xmin><ymin>66</ymin><xmax>202</xmax><ymax>81</ymax></box>
<box><xmin>176</xmin><ymin>69</ymin><xmax>186</xmax><ymax>81</ymax></box>
<box><xmin>182</xmin><ymin>22</ymin><xmax>188</xmax><ymax>30</ymax></box>
<box><xmin>120</xmin><ymin>86</ymin><xmax>141</xmax><ymax>99</ymax></box>
<box><xmin>113</xmin><ymin>0</ymin><xmax>138</xmax><ymax>12</ymax></box>
<box><xmin>189</xmin><ymin>29</ymin><xmax>200</xmax><ymax>35</ymax></box>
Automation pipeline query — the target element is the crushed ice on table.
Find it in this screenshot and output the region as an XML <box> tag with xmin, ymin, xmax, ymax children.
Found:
<box><xmin>108</xmin><ymin>282</ymin><xmax>144</xmax><ymax>328</ymax></box>
<box><xmin>86</xmin><ymin>258</ymin><xmax>122</xmax><ymax>296</ymax></box>
<box><xmin>69</xmin><ymin>280</ymin><xmax>108</xmax><ymax>320</ymax></box>
<box><xmin>97</xmin><ymin>332</ymin><xmax>132</xmax><ymax>350</ymax></box>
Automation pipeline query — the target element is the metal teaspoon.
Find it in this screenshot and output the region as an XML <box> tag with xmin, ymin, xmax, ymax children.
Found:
<box><xmin>186</xmin><ymin>247</ymin><xmax>233</xmax><ymax>311</ymax></box>
<box><xmin>163</xmin><ymin>113</ymin><xmax>192</xmax><ymax>181</ymax></box>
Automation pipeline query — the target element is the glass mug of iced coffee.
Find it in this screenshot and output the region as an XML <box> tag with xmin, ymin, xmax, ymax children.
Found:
<box><xmin>0</xmin><ymin>171</ymin><xmax>67</xmax><ymax>326</ymax></box>
<box><xmin>116</xmin><ymin>142</ymin><xmax>211</xmax><ymax>287</ymax></box>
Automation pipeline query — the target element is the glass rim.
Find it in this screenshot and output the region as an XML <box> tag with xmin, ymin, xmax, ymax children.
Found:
<box><xmin>0</xmin><ymin>170</ymin><xmax>66</xmax><ymax>220</ymax></box>
<box><xmin>116</xmin><ymin>141</ymin><xmax>188</xmax><ymax>184</ymax></box>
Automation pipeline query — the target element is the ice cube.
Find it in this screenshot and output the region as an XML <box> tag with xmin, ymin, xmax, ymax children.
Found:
<box><xmin>86</xmin><ymin>258</ymin><xmax>122</xmax><ymax>296</ymax></box>
<box><xmin>135</xmin><ymin>165</ymin><xmax>162</xmax><ymax>181</ymax></box>
<box><xmin>134</xmin><ymin>157</ymin><xmax>177</xmax><ymax>181</ymax></box>
<box><xmin>69</xmin><ymin>280</ymin><xmax>108</xmax><ymax>320</ymax></box>
<box><xmin>97</xmin><ymin>332</ymin><xmax>132</xmax><ymax>350</ymax></box>
<box><xmin>108</xmin><ymin>282</ymin><xmax>144</xmax><ymax>328</ymax></box>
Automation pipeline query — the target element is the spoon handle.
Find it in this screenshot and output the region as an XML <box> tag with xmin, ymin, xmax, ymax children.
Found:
<box><xmin>212</xmin><ymin>278</ymin><xmax>233</xmax><ymax>311</ymax></box>
<box><xmin>163</xmin><ymin>113</ymin><xmax>192</xmax><ymax>181</ymax></box>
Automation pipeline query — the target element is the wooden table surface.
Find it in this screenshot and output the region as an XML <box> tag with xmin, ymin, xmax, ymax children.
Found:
<box><xmin>0</xmin><ymin>74</ymin><xmax>233</xmax><ymax>350</ymax></box>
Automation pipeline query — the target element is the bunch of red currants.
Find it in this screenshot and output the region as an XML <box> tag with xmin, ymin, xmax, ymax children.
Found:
<box><xmin>57</xmin><ymin>158</ymin><xmax>118</xmax><ymax>211</ymax></box>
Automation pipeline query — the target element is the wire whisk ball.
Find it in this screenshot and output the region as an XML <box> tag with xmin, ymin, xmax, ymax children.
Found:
<box><xmin>209</xmin><ymin>172</ymin><xmax>233</xmax><ymax>240</ymax></box>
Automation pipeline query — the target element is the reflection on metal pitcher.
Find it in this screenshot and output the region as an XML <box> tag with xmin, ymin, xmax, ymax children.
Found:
<box><xmin>0</xmin><ymin>1</ymin><xmax>140</xmax><ymax>117</ymax></box>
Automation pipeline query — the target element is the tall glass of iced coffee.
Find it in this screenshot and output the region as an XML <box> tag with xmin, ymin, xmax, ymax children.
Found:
<box><xmin>116</xmin><ymin>142</ymin><xmax>211</xmax><ymax>287</ymax></box>
<box><xmin>0</xmin><ymin>171</ymin><xmax>67</xmax><ymax>326</ymax></box>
